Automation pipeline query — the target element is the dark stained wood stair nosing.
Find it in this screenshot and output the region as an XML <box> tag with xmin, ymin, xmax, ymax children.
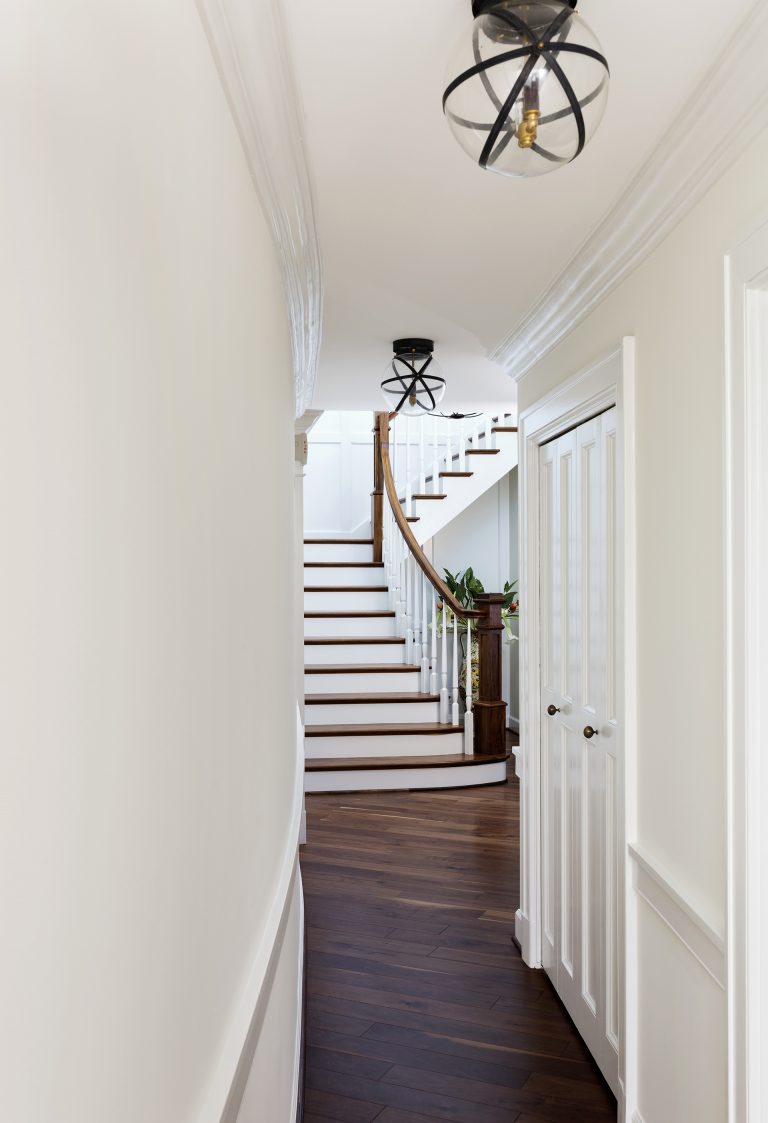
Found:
<box><xmin>303</xmin><ymin>636</ymin><xmax>405</xmax><ymax>645</ymax></box>
<box><xmin>398</xmin><ymin>494</ymin><xmax>447</xmax><ymax>502</ymax></box>
<box><xmin>303</xmin><ymin>562</ymin><xmax>384</xmax><ymax>568</ymax></box>
<box><xmin>304</xmin><ymin>610</ymin><xmax>395</xmax><ymax>619</ymax></box>
<box><xmin>466</xmin><ymin>448</ymin><xmax>501</xmax><ymax>455</ymax></box>
<box><xmin>305</xmin><ymin>722</ymin><xmax>462</xmax><ymax>737</ymax></box>
<box><xmin>306</xmin><ymin>750</ymin><xmax>510</xmax><ymax>770</ymax></box>
<box><xmin>303</xmin><ymin>538</ymin><xmax>373</xmax><ymax>545</ymax></box>
<box><xmin>439</xmin><ymin>471</ymin><xmax>474</xmax><ymax>478</ymax></box>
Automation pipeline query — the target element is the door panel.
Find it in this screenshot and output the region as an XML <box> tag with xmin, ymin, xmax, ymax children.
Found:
<box><xmin>539</xmin><ymin>408</ymin><xmax>620</xmax><ymax>1097</ymax></box>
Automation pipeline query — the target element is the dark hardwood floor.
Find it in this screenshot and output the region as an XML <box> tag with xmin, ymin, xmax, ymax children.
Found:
<box><xmin>300</xmin><ymin>746</ymin><xmax>617</xmax><ymax>1123</ymax></box>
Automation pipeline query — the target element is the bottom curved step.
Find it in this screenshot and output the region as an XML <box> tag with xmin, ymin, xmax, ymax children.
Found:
<box><xmin>304</xmin><ymin>752</ymin><xmax>509</xmax><ymax>793</ymax></box>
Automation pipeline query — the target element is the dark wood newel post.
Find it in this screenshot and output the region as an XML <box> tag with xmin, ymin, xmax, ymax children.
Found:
<box><xmin>371</xmin><ymin>412</ymin><xmax>385</xmax><ymax>563</ymax></box>
<box><xmin>473</xmin><ymin>593</ymin><xmax>507</xmax><ymax>757</ymax></box>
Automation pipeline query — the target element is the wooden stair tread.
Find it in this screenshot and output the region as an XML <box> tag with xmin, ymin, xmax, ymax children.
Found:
<box><xmin>492</xmin><ymin>426</ymin><xmax>518</xmax><ymax>432</ymax></box>
<box><xmin>304</xmin><ymin>562</ymin><xmax>384</xmax><ymax>568</ymax></box>
<box><xmin>406</xmin><ymin>516</ymin><xmax>420</xmax><ymax>523</ymax></box>
<box><xmin>305</xmin><ymin>692</ymin><xmax>439</xmax><ymax>704</ymax></box>
<box><xmin>306</xmin><ymin>751</ymin><xmax>510</xmax><ymax>771</ymax></box>
<box><xmin>304</xmin><ymin>636</ymin><xmax>405</xmax><ymax>645</ymax></box>
<box><xmin>306</xmin><ymin>722</ymin><xmax>462</xmax><ymax>736</ymax></box>
<box><xmin>398</xmin><ymin>494</ymin><xmax>446</xmax><ymax>501</ymax></box>
<box><xmin>439</xmin><ymin>471</ymin><xmax>473</xmax><ymax>477</ymax></box>
<box><xmin>304</xmin><ymin>663</ymin><xmax>420</xmax><ymax>673</ymax></box>
<box><xmin>304</xmin><ymin>610</ymin><xmax>395</xmax><ymax>619</ymax></box>
<box><xmin>304</xmin><ymin>585</ymin><xmax>389</xmax><ymax>592</ymax></box>
<box><xmin>304</xmin><ymin>537</ymin><xmax>373</xmax><ymax>545</ymax></box>
<box><xmin>466</xmin><ymin>448</ymin><xmax>501</xmax><ymax>455</ymax></box>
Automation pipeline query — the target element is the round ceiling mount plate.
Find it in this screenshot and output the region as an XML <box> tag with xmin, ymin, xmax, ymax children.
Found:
<box><xmin>392</xmin><ymin>338</ymin><xmax>434</xmax><ymax>354</ymax></box>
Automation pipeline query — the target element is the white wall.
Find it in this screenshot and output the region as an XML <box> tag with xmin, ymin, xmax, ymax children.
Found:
<box><xmin>305</xmin><ymin>410</ymin><xmax>374</xmax><ymax>535</ymax></box>
<box><xmin>0</xmin><ymin>4</ymin><xmax>302</xmax><ymax>1122</ymax></box>
<box><xmin>517</xmin><ymin>126</ymin><xmax>768</xmax><ymax>1123</ymax></box>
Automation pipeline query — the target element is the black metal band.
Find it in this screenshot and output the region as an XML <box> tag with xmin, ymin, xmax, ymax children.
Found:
<box><xmin>479</xmin><ymin>52</ymin><xmax>538</xmax><ymax>168</ymax></box>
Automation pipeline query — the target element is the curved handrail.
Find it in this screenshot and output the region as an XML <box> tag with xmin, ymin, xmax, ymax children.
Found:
<box><xmin>376</xmin><ymin>411</ymin><xmax>480</xmax><ymax>620</ymax></box>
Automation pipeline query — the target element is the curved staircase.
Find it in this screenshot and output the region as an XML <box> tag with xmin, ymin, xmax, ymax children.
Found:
<box><xmin>302</xmin><ymin>411</ymin><xmax>517</xmax><ymax>794</ymax></box>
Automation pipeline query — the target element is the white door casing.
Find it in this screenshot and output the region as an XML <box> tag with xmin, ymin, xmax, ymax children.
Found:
<box><xmin>517</xmin><ymin>340</ymin><xmax>637</xmax><ymax>1120</ymax></box>
<box><xmin>725</xmin><ymin>216</ymin><xmax>768</xmax><ymax>1123</ymax></box>
<box><xmin>539</xmin><ymin>409</ymin><xmax>621</xmax><ymax>1096</ymax></box>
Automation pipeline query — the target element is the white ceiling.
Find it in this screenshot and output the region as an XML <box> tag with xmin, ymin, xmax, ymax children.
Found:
<box><xmin>284</xmin><ymin>0</ymin><xmax>755</xmax><ymax>411</ymax></box>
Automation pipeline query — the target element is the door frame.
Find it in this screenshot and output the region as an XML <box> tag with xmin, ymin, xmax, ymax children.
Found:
<box><xmin>516</xmin><ymin>338</ymin><xmax>637</xmax><ymax>1121</ymax></box>
<box><xmin>724</xmin><ymin>216</ymin><xmax>768</xmax><ymax>1123</ymax></box>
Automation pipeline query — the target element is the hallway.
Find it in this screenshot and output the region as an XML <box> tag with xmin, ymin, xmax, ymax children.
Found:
<box><xmin>301</xmin><ymin>760</ymin><xmax>617</xmax><ymax>1122</ymax></box>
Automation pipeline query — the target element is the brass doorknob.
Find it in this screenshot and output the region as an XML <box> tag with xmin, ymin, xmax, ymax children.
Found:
<box><xmin>583</xmin><ymin>725</ymin><xmax>599</xmax><ymax>740</ymax></box>
<box><xmin>547</xmin><ymin>704</ymin><xmax>560</xmax><ymax>716</ymax></box>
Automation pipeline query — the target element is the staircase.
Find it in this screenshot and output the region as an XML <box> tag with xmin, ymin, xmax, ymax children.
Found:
<box><xmin>302</xmin><ymin>412</ymin><xmax>516</xmax><ymax>794</ymax></box>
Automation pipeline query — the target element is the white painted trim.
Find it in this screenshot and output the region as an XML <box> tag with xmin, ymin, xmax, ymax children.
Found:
<box><xmin>195</xmin><ymin>0</ymin><xmax>322</xmax><ymax>416</ymax></box>
<box><xmin>491</xmin><ymin>3</ymin><xmax>768</xmax><ymax>383</ymax></box>
<box><xmin>632</xmin><ymin>1113</ymin><xmax>648</xmax><ymax>1123</ymax></box>
<box><xmin>195</xmin><ymin>732</ymin><xmax>305</xmax><ymax>1123</ymax></box>
<box><xmin>507</xmin><ymin>716</ymin><xmax>520</xmax><ymax>733</ymax></box>
<box><xmin>725</xmin><ymin>216</ymin><xmax>768</xmax><ymax>1123</ymax></box>
<box><xmin>516</xmin><ymin>339</ymin><xmax>637</xmax><ymax>1121</ymax></box>
<box><xmin>291</xmin><ymin>877</ymin><xmax>305</xmax><ymax>1123</ymax></box>
<box><xmin>630</xmin><ymin>844</ymin><xmax>726</xmax><ymax>990</ymax></box>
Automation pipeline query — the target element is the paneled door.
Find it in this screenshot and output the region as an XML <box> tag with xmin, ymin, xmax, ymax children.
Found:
<box><xmin>539</xmin><ymin>408</ymin><xmax>621</xmax><ymax>1096</ymax></box>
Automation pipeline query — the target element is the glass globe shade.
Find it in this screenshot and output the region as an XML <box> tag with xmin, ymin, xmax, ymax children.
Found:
<box><xmin>381</xmin><ymin>347</ymin><xmax>446</xmax><ymax>417</ymax></box>
<box><xmin>443</xmin><ymin>0</ymin><xmax>609</xmax><ymax>177</ymax></box>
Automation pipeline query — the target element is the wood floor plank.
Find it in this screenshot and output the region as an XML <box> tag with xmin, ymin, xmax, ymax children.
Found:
<box><xmin>301</xmin><ymin>733</ymin><xmax>616</xmax><ymax>1123</ymax></box>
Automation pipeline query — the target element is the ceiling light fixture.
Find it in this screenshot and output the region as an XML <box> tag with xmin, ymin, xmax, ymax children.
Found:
<box><xmin>443</xmin><ymin>0</ymin><xmax>609</xmax><ymax>178</ymax></box>
<box><xmin>381</xmin><ymin>339</ymin><xmax>446</xmax><ymax>416</ymax></box>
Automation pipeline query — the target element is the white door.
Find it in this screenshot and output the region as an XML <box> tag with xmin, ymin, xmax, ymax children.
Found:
<box><xmin>539</xmin><ymin>407</ymin><xmax>621</xmax><ymax>1096</ymax></box>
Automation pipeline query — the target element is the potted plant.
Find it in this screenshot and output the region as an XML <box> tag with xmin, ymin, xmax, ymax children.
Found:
<box><xmin>437</xmin><ymin>567</ymin><xmax>519</xmax><ymax>706</ymax></box>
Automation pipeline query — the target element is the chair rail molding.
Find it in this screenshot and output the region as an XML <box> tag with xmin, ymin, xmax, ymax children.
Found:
<box><xmin>196</xmin><ymin>0</ymin><xmax>323</xmax><ymax>416</ymax></box>
<box><xmin>490</xmin><ymin>2</ymin><xmax>768</xmax><ymax>383</ymax></box>
<box><xmin>629</xmin><ymin>844</ymin><xmax>726</xmax><ymax>990</ymax></box>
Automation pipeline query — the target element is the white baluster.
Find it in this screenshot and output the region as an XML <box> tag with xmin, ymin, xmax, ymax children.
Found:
<box><xmin>459</xmin><ymin>419</ymin><xmax>466</xmax><ymax>472</ymax></box>
<box><xmin>464</xmin><ymin>617</ymin><xmax>474</xmax><ymax>755</ymax></box>
<box><xmin>451</xmin><ymin>608</ymin><xmax>460</xmax><ymax>726</ymax></box>
<box><xmin>405</xmin><ymin>554</ymin><xmax>414</xmax><ymax>664</ymax></box>
<box><xmin>419</xmin><ymin>418</ymin><xmax>426</xmax><ymax>494</ymax></box>
<box><xmin>420</xmin><ymin>572</ymin><xmax>430</xmax><ymax>693</ymax></box>
<box><xmin>444</xmin><ymin>423</ymin><xmax>452</xmax><ymax>475</ymax></box>
<box><xmin>439</xmin><ymin>602</ymin><xmax>449</xmax><ymax>723</ymax></box>
<box><xmin>432</xmin><ymin>416</ymin><xmax>439</xmax><ymax>495</ymax></box>
<box><xmin>413</xmin><ymin>559</ymin><xmax>421</xmax><ymax>675</ymax></box>
<box><xmin>430</xmin><ymin>580</ymin><xmax>438</xmax><ymax>695</ymax></box>
<box><xmin>405</xmin><ymin>417</ymin><xmax>413</xmax><ymax>517</ymax></box>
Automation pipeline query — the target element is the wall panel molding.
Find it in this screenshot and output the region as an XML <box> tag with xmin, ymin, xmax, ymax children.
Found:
<box><xmin>491</xmin><ymin>3</ymin><xmax>768</xmax><ymax>383</ymax></box>
<box><xmin>629</xmin><ymin>844</ymin><xmax>725</xmax><ymax>990</ymax></box>
<box><xmin>196</xmin><ymin>0</ymin><xmax>322</xmax><ymax>416</ymax></box>
<box><xmin>195</xmin><ymin>712</ymin><xmax>305</xmax><ymax>1123</ymax></box>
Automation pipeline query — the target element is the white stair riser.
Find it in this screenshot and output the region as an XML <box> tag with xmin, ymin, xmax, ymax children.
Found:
<box><xmin>305</xmin><ymin>759</ymin><xmax>507</xmax><ymax>793</ymax></box>
<box><xmin>304</xmin><ymin>589</ymin><xmax>389</xmax><ymax>612</ymax></box>
<box><xmin>304</xmin><ymin>615</ymin><xmax>396</xmax><ymax>638</ymax></box>
<box><xmin>304</xmin><ymin>671</ymin><xmax>420</xmax><ymax>693</ymax></box>
<box><xmin>305</xmin><ymin>732</ymin><xmax>462</xmax><ymax>758</ymax></box>
<box><xmin>306</xmin><ymin>700</ymin><xmax>440</xmax><ymax>725</ymax></box>
<box><xmin>303</xmin><ymin>565</ymin><xmax>385</xmax><ymax>586</ymax></box>
<box><xmin>411</xmin><ymin>438</ymin><xmax>518</xmax><ymax>546</ymax></box>
<box><xmin>304</xmin><ymin>643</ymin><xmax>405</xmax><ymax>665</ymax></box>
<box><xmin>304</xmin><ymin>543</ymin><xmax>373</xmax><ymax>563</ymax></box>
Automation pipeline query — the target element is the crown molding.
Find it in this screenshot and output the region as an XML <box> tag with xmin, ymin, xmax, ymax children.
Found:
<box><xmin>196</xmin><ymin>0</ymin><xmax>323</xmax><ymax>416</ymax></box>
<box><xmin>491</xmin><ymin>1</ymin><xmax>768</xmax><ymax>383</ymax></box>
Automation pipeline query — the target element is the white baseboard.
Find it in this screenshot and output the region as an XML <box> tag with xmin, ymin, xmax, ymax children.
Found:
<box><xmin>507</xmin><ymin>716</ymin><xmax>520</xmax><ymax>733</ymax></box>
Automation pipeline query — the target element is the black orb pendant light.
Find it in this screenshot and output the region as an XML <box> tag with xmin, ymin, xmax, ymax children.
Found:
<box><xmin>443</xmin><ymin>0</ymin><xmax>610</xmax><ymax>178</ymax></box>
<box><xmin>381</xmin><ymin>339</ymin><xmax>446</xmax><ymax>417</ymax></box>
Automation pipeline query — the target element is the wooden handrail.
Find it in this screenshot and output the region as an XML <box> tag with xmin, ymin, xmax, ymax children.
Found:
<box><xmin>376</xmin><ymin>411</ymin><xmax>480</xmax><ymax>620</ymax></box>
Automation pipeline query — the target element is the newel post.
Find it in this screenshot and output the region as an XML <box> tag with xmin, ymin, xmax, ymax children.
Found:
<box><xmin>371</xmin><ymin>412</ymin><xmax>385</xmax><ymax>564</ymax></box>
<box><xmin>473</xmin><ymin>593</ymin><xmax>507</xmax><ymax>756</ymax></box>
